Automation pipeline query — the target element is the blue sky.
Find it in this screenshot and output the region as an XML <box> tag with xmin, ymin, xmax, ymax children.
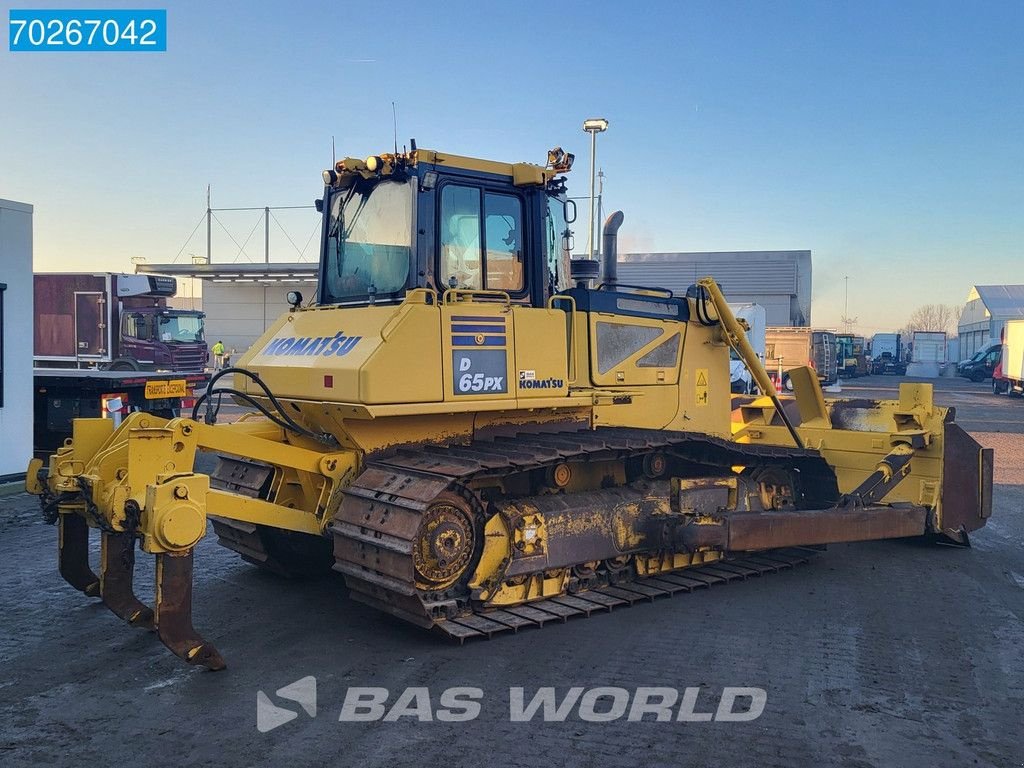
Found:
<box><xmin>2</xmin><ymin>0</ymin><xmax>1021</xmax><ymax>332</ymax></box>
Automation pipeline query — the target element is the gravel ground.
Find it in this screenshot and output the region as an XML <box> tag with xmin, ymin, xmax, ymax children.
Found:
<box><xmin>1</xmin><ymin>376</ymin><xmax>1022</xmax><ymax>768</ymax></box>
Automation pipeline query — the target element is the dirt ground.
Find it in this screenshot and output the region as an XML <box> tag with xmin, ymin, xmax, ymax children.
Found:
<box><xmin>1</xmin><ymin>376</ymin><xmax>1022</xmax><ymax>767</ymax></box>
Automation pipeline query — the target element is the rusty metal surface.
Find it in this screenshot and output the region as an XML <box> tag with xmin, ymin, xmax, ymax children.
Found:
<box><xmin>725</xmin><ymin>504</ymin><xmax>927</xmax><ymax>551</ymax></box>
<box><xmin>211</xmin><ymin>517</ymin><xmax>334</xmax><ymax>579</ymax></box>
<box><xmin>431</xmin><ymin>548</ymin><xmax>819</xmax><ymax>640</ymax></box>
<box><xmin>209</xmin><ymin>456</ymin><xmax>274</xmax><ymax>498</ymax></box>
<box><xmin>329</xmin><ymin>426</ymin><xmax>839</xmax><ymax>634</ymax></box>
<box><xmin>155</xmin><ymin>553</ymin><xmax>226</xmax><ymax>671</ymax></box>
<box><xmin>99</xmin><ymin>532</ymin><xmax>154</xmax><ymax>629</ymax></box>
<box><xmin>58</xmin><ymin>514</ymin><xmax>100</xmax><ymax>597</ymax></box>
<box><xmin>940</xmin><ymin>423</ymin><xmax>992</xmax><ymax>535</ymax></box>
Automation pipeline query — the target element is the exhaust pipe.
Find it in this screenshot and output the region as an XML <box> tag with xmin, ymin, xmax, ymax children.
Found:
<box><xmin>602</xmin><ymin>211</ymin><xmax>624</xmax><ymax>287</ymax></box>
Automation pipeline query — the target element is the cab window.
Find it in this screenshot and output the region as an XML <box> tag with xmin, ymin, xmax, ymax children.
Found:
<box><xmin>123</xmin><ymin>313</ymin><xmax>154</xmax><ymax>340</ymax></box>
<box><xmin>439</xmin><ymin>185</ymin><xmax>523</xmax><ymax>292</ymax></box>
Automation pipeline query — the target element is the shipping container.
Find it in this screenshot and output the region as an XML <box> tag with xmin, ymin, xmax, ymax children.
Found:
<box><xmin>911</xmin><ymin>331</ymin><xmax>948</xmax><ymax>364</ymax></box>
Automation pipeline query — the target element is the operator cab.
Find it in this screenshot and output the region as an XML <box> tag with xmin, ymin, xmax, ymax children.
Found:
<box><xmin>317</xmin><ymin>147</ymin><xmax>576</xmax><ymax>309</ymax></box>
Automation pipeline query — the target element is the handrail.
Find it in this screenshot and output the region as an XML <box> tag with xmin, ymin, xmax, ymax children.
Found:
<box><xmin>380</xmin><ymin>289</ymin><xmax>438</xmax><ymax>341</ymax></box>
<box><xmin>405</xmin><ymin>287</ymin><xmax>438</xmax><ymax>305</ymax></box>
<box><xmin>596</xmin><ymin>283</ymin><xmax>674</xmax><ymax>298</ymax></box>
<box><xmin>442</xmin><ymin>288</ymin><xmax>512</xmax><ymax>307</ymax></box>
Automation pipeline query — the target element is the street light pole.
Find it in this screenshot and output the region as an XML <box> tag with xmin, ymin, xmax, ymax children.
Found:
<box><xmin>841</xmin><ymin>275</ymin><xmax>857</xmax><ymax>334</ymax></box>
<box><xmin>845</xmin><ymin>275</ymin><xmax>849</xmax><ymax>332</ymax></box>
<box><xmin>582</xmin><ymin>118</ymin><xmax>608</xmax><ymax>260</ymax></box>
<box><xmin>596</xmin><ymin>168</ymin><xmax>604</xmax><ymax>261</ymax></box>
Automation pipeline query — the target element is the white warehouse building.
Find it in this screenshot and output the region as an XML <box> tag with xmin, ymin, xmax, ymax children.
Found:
<box><xmin>958</xmin><ymin>285</ymin><xmax>1024</xmax><ymax>360</ymax></box>
<box><xmin>616</xmin><ymin>250</ymin><xmax>812</xmax><ymax>327</ymax></box>
<box><xmin>0</xmin><ymin>199</ymin><xmax>34</xmax><ymax>479</ymax></box>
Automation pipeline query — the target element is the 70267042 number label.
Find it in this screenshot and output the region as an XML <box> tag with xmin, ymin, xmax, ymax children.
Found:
<box><xmin>9</xmin><ymin>9</ymin><xmax>167</xmax><ymax>52</ymax></box>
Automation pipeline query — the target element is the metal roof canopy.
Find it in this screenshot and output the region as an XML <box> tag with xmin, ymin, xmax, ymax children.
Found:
<box><xmin>966</xmin><ymin>285</ymin><xmax>1024</xmax><ymax>318</ymax></box>
<box><xmin>136</xmin><ymin>263</ymin><xmax>317</xmax><ymax>282</ymax></box>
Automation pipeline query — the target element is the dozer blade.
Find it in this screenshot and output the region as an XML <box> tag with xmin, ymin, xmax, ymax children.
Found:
<box><xmin>155</xmin><ymin>552</ymin><xmax>225</xmax><ymax>671</ymax></box>
<box><xmin>58</xmin><ymin>514</ymin><xmax>100</xmax><ymax>597</ymax></box>
<box><xmin>99</xmin><ymin>532</ymin><xmax>155</xmax><ymax>629</ymax></box>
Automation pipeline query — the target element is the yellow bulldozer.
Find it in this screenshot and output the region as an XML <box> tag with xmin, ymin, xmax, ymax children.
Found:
<box><xmin>27</xmin><ymin>144</ymin><xmax>992</xmax><ymax>670</ymax></box>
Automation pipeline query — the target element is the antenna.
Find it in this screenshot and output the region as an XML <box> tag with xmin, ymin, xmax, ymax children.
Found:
<box><xmin>331</xmin><ymin>135</ymin><xmax>336</xmax><ymax>165</ymax></box>
<box><xmin>392</xmin><ymin>102</ymin><xmax>398</xmax><ymax>155</ymax></box>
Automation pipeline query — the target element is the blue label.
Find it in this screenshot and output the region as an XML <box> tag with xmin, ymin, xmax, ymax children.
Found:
<box><xmin>453</xmin><ymin>350</ymin><xmax>507</xmax><ymax>395</ymax></box>
<box><xmin>9</xmin><ymin>10</ymin><xmax>167</xmax><ymax>52</ymax></box>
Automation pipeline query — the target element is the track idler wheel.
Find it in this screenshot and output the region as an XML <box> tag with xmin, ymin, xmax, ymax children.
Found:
<box><xmin>747</xmin><ymin>467</ymin><xmax>797</xmax><ymax>510</ymax></box>
<box><xmin>412</xmin><ymin>492</ymin><xmax>478</xmax><ymax>592</ymax></box>
<box><xmin>603</xmin><ymin>555</ymin><xmax>634</xmax><ymax>584</ymax></box>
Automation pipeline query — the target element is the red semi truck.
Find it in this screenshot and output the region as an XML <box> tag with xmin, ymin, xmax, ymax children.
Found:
<box><xmin>33</xmin><ymin>272</ymin><xmax>207</xmax><ymax>372</ymax></box>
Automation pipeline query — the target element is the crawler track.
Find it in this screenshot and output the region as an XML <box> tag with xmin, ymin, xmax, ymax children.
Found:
<box><xmin>329</xmin><ymin>427</ymin><xmax>837</xmax><ymax>637</ymax></box>
<box><xmin>429</xmin><ymin>547</ymin><xmax>819</xmax><ymax>641</ymax></box>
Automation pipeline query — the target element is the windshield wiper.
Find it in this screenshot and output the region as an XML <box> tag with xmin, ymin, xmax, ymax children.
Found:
<box><xmin>332</xmin><ymin>184</ymin><xmax>360</xmax><ymax>275</ymax></box>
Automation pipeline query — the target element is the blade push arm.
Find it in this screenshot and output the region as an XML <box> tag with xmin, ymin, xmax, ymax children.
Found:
<box><xmin>696</xmin><ymin>277</ymin><xmax>804</xmax><ymax>448</ymax></box>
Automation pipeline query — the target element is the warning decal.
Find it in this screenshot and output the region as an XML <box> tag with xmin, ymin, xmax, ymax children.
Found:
<box><xmin>695</xmin><ymin>368</ymin><xmax>709</xmax><ymax>406</ymax></box>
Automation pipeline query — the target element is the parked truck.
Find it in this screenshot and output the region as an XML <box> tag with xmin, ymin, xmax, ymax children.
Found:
<box><xmin>32</xmin><ymin>368</ymin><xmax>209</xmax><ymax>457</ymax></box>
<box><xmin>910</xmin><ymin>331</ymin><xmax>947</xmax><ymax>364</ymax></box>
<box><xmin>836</xmin><ymin>334</ymin><xmax>868</xmax><ymax>377</ymax></box>
<box><xmin>958</xmin><ymin>341</ymin><xmax>1001</xmax><ymax>383</ymax></box>
<box><xmin>870</xmin><ymin>332</ymin><xmax>906</xmax><ymax>375</ymax></box>
<box><xmin>765</xmin><ymin>327</ymin><xmax>838</xmax><ymax>389</ymax></box>
<box><xmin>993</xmin><ymin>320</ymin><xmax>1024</xmax><ymax>397</ymax></box>
<box><xmin>34</xmin><ymin>272</ymin><xmax>207</xmax><ymax>372</ymax></box>
<box><xmin>728</xmin><ymin>303</ymin><xmax>767</xmax><ymax>394</ymax></box>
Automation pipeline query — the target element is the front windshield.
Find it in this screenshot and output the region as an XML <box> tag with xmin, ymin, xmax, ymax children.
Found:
<box><xmin>324</xmin><ymin>178</ymin><xmax>413</xmax><ymax>303</ymax></box>
<box><xmin>158</xmin><ymin>313</ymin><xmax>204</xmax><ymax>342</ymax></box>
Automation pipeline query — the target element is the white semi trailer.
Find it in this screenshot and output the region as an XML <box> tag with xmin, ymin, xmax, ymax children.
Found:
<box><xmin>994</xmin><ymin>320</ymin><xmax>1024</xmax><ymax>397</ymax></box>
<box><xmin>728</xmin><ymin>303</ymin><xmax>767</xmax><ymax>394</ymax></box>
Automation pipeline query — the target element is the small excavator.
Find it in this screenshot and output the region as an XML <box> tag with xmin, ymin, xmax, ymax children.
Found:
<box><xmin>28</xmin><ymin>144</ymin><xmax>992</xmax><ymax>669</ymax></box>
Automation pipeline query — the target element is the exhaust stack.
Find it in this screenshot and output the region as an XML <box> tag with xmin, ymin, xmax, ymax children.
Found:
<box><xmin>602</xmin><ymin>211</ymin><xmax>624</xmax><ymax>287</ymax></box>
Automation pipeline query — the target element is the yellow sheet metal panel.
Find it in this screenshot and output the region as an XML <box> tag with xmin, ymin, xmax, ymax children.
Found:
<box><xmin>592</xmin><ymin>384</ymin><xmax>682</xmax><ymax>430</ymax></box>
<box><xmin>413</xmin><ymin>149</ymin><xmax>551</xmax><ymax>184</ymax></box>
<box><xmin>238</xmin><ymin>303</ymin><xmax>444</xmax><ymax>404</ymax></box>
<box><xmin>359</xmin><ymin>303</ymin><xmax>443</xmax><ymax>404</ymax></box>
<box><xmin>512</xmin><ymin>306</ymin><xmax>569</xmax><ymax>399</ymax></box>
<box><xmin>672</xmin><ymin>323</ymin><xmax>732</xmax><ymax>437</ymax></box>
<box><xmin>788</xmin><ymin>366</ymin><xmax>832</xmax><ymax>428</ymax></box>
